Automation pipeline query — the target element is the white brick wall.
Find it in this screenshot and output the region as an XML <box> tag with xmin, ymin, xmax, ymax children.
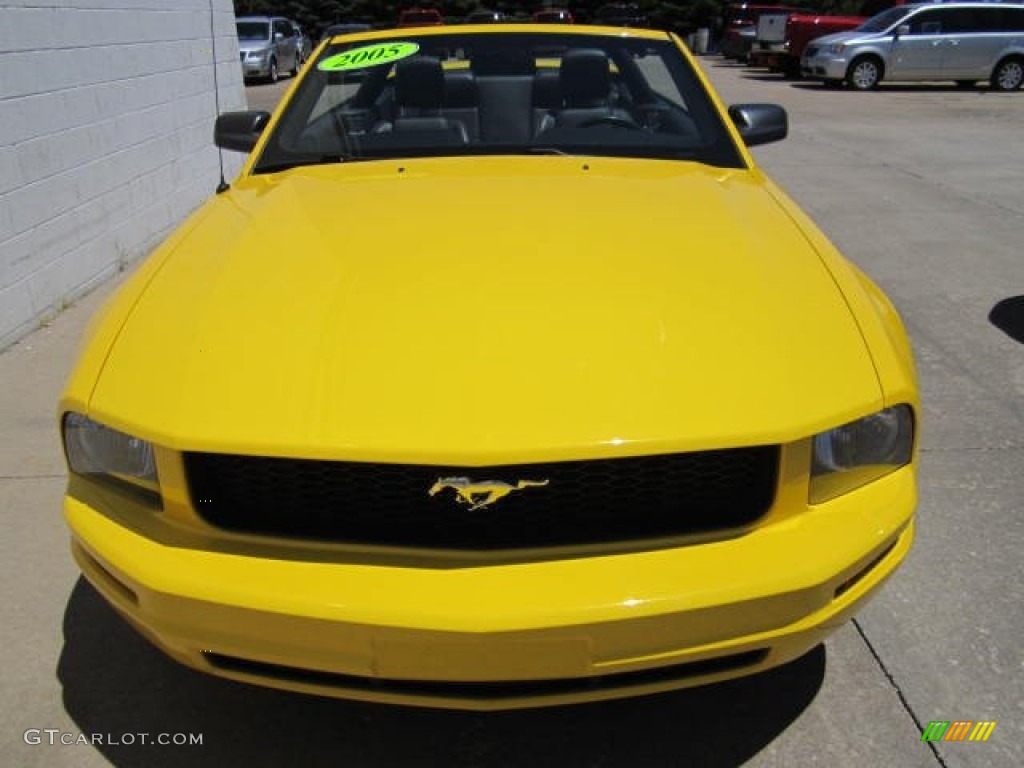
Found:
<box><xmin>0</xmin><ymin>0</ymin><xmax>247</xmax><ymax>350</ymax></box>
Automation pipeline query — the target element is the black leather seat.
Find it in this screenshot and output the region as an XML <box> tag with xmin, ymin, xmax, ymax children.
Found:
<box><xmin>374</xmin><ymin>57</ymin><xmax>469</xmax><ymax>143</ymax></box>
<box><xmin>442</xmin><ymin>71</ymin><xmax>481</xmax><ymax>141</ymax></box>
<box><xmin>539</xmin><ymin>49</ymin><xmax>637</xmax><ymax>133</ymax></box>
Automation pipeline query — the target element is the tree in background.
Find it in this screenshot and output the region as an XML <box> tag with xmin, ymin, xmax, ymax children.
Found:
<box><xmin>232</xmin><ymin>0</ymin><xmax>874</xmax><ymax>41</ymax></box>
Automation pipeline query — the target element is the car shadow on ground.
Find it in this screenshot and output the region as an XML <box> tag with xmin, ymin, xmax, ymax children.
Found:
<box><xmin>707</xmin><ymin>60</ymin><xmax>750</xmax><ymax>69</ymax></box>
<box><xmin>59</xmin><ymin>578</ymin><xmax>825</xmax><ymax>767</ymax></box>
<box><xmin>989</xmin><ymin>296</ymin><xmax>1024</xmax><ymax>344</ymax></box>
<box><xmin>740</xmin><ymin>73</ymin><xmax>798</xmax><ymax>83</ymax></box>
<box><xmin>784</xmin><ymin>80</ymin><xmax>996</xmax><ymax>92</ymax></box>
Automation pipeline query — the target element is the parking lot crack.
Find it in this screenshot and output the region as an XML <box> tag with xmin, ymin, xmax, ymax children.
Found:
<box><xmin>852</xmin><ymin>618</ymin><xmax>949</xmax><ymax>768</ymax></box>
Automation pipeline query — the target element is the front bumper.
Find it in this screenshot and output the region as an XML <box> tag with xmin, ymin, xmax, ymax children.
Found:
<box><xmin>65</xmin><ymin>463</ymin><xmax>915</xmax><ymax>710</ymax></box>
<box><xmin>749</xmin><ymin>49</ymin><xmax>788</xmax><ymax>69</ymax></box>
<box><xmin>801</xmin><ymin>53</ymin><xmax>851</xmax><ymax>80</ymax></box>
<box><xmin>240</xmin><ymin>54</ymin><xmax>271</xmax><ymax>78</ymax></box>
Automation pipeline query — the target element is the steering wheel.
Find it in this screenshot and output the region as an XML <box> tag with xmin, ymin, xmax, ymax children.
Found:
<box><xmin>577</xmin><ymin>115</ymin><xmax>643</xmax><ymax>130</ymax></box>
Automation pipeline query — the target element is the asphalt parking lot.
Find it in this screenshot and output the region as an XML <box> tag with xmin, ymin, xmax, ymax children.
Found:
<box><xmin>2</xmin><ymin>58</ymin><xmax>1021</xmax><ymax>767</ymax></box>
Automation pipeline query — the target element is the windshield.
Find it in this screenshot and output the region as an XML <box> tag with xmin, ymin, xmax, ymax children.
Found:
<box><xmin>237</xmin><ymin>21</ymin><xmax>271</xmax><ymax>41</ymax></box>
<box><xmin>857</xmin><ymin>6</ymin><xmax>914</xmax><ymax>33</ymax></box>
<box><xmin>254</xmin><ymin>32</ymin><xmax>745</xmax><ymax>173</ymax></box>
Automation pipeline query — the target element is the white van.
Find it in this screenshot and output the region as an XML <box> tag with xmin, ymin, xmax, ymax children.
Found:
<box><xmin>801</xmin><ymin>2</ymin><xmax>1024</xmax><ymax>90</ymax></box>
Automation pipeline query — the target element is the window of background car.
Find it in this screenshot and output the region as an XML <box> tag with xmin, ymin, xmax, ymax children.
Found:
<box><xmin>907</xmin><ymin>10</ymin><xmax>945</xmax><ymax>36</ymax></box>
<box><xmin>254</xmin><ymin>32</ymin><xmax>745</xmax><ymax>172</ymax></box>
<box><xmin>857</xmin><ymin>6</ymin><xmax>914</xmax><ymax>34</ymax></box>
<box><xmin>237</xmin><ymin>21</ymin><xmax>270</xmax><ymax>40</ymax></box>
<box><xmin>979</xmin><ymin>6</ymin><xmax>1024</xmax><ymax>32</ymax></box>
<box><xmin>274</xmin><ymin>19</ymin><xmax>294</xmax><ymax>38</ymax></box>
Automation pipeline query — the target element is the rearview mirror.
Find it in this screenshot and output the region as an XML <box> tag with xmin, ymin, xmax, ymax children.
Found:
<box><xmin>214</xmin><ymin>111</ymin><xmax>272</xmax><ymax>152</ymax></box>
<box><xmin>728</xmin><ymin>103</ymin><xmax>788</xmax><ymax>147</ymax></box>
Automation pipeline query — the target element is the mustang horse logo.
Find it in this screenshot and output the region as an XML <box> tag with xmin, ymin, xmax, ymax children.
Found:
<box><xmin>428</xmin><ymin>477</ymin><xmax>550</xmax><ymax>511</ymax></box>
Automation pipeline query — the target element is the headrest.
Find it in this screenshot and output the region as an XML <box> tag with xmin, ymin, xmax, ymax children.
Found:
<box><xmin>396</xmin><ymin>56</ymin><xmax>445</xmax><ymax>109</ymax></box>
<box><xmin>532</xmin><ymin>70</ymin><xmax>562</xmax><ymax>109</ymax></box>
<box><xmin>560</xmin><ymin>49</ymin><xmax>611</xmax><ymax>108</ymax></box>
<box><xmin>443</xmin><ymin>71</ymin><xmax>478</xmax><ymax>108</ymax></box>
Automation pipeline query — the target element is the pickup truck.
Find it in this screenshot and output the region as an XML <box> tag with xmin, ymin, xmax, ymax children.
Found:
<box><xmin>749</xmin><ymin>0</ymin><xmax>904</xmax><ymax>76</ymax></box>
<box><xmin>721</xmin><ymin>4</ymin><xmax>803</xmax><ymax>61</ymax></box>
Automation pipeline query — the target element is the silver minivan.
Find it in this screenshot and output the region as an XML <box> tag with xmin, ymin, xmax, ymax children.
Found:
<box><xmin>802</xmin><ymin>2</ymin><xmax>1024</xmax><ymax>90</ymax></box>
<box><xmin>237</xmin><ymin>16</ymin><xmax>302</xmax><ymax>83</ymax></box>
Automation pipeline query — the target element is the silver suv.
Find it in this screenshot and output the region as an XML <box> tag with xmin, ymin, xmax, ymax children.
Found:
<box><xmin>237</xmin><ymin>16</ymin><xmax>302</xmax><ymax>83</ymax></box>
<box><xmin>802</xmin><ymin>2</ymin><xmax>1024</xmax><ymax>90</ymax></box>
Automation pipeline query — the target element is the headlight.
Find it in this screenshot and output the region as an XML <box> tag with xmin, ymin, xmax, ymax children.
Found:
<box><xmin>810</xmin><ymin>405</ymin><xmax>914</xmax><ymax>503</ymax></box>
<box><xmin>63</xmin><ymin>413</ymin><xmax>158</xmax><ymax>490</ymax></box>
<box><xmin>828</xmin><ymin>43</ymin><xmax>847</xmax><ymax>54</ymax></box>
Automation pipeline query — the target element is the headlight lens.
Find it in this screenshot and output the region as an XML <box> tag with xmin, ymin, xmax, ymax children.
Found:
<box><xmin>810</xmin><ymin>405</ymin><xmax>914</xmax><ymax>503</ymax></box>
<box><xmin>63</xmin><ymin>413</ymin><xmax>157</xmax><ymax>488</ymax></box>
<box><xmin>828</xmin><ymin>43</ymin><xmax>847</xmax><ymax>54</ymax></box>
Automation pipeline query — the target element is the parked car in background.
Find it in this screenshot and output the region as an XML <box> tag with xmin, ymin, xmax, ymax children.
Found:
<box><xmin>593</xmin><ymin>3</ymin><xmax>650</xmax><ymax>27</ymax></box>
<box><xmin>237</xmin><ymin>15</ymin><xmax>302</xmax><ymax>83</ymax></box>
<box><xmin>802</xmin><ymin>2</ymin><xmax>1024</xmax><ymax>90</ymax></box>
<box><xmin>533</xmin><ymin>7</ymin><xmax>574</xmax><ymax>23</ymax></box>
<box><xmin>320</xmin><ymin>23</ymin><xmax>373</xmax><ymax>44</ymax></box>
<box><xmin>466</xmin><ymin>8</ymin><xmax>508</xmax><ymax>23</ymax></box>
<box><xmin>749</xmin><ymin>0</ymin><xmax>905</xmax><ymax>77</ymax></box>
<box><xmin>292</xmin><ymin>22</ymin><xmax>312</xmax><ymax>66</ymax></box>
<box><xmin>720</xmin><ymin>4</ymin><xmax>802</xmax><ymax>61</ymax></box>
<box><xmin>398</xmin><ymin>7</ymin><xmax>445</xmax><ymax>27</ymax></box>
<box><xmin>748</xmin><ymin>11</ymin><xmax>792</xmax><ymax>70</ymax></box>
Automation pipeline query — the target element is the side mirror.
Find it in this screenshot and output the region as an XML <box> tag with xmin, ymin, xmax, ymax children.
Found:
<box><xmin>728</xmin><ymin>103</ymin><xmax>788</xmax><ymax>147</ymax></box>
<box><xmin>275</xmin><ymin>32</ymin><xmax>284</xmax><ymax>41</ymax></box>
<box><xmin>214</xmin><ymin>111</ymin><xmax>271</xmax><ymax>152</ymax></box>
<box><xmin>895</xmin><ymin>24</ymin><xmax>910</xmax><ymax>38</ymax></box>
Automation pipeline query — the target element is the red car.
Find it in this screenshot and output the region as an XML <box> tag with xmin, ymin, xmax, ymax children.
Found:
<box><xmin>398</xmin><ymin>8</ymin><xmax>444</xmax><ymax>27</ymax></box>
<box><xmin>720</xmin><ymin>4</ymin><xmax>802</xmax><ymax>60</ymax></box>
<box><xmin>533</xmin><ymin>8</ymin><xmax>574</xmax><ymax>23</ymax></box>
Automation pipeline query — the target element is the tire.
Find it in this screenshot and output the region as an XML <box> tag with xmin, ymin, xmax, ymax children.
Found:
<box><xmin>267</xmin><ymin>57</ymin><xmax>278</xmax><ymax>84</ymax></box>
<box><xmin>846</xmin><ymin>56</ymin><xmax>882</xmax><ymax>90</ymax></box>
<box><xmin>291</xmin><ymin>52</ymin><xmax>302</xmax><ymax>77</ymax></box>
<box><xmin>990</xmin><ymin>57</ymin><xmax>1023</xmax><ymax>92</ymax></box>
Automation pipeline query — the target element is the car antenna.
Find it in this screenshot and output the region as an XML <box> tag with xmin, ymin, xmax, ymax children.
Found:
<box><xmin>209</xmin><ymin>0</ymin><xmax>230</xmax><ymax>194</ymax></box>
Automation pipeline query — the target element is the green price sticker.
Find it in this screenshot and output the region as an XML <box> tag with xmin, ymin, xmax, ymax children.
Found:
<box><xmin>318</xmin><ymin>42</ymin><xmax>420</xmax><ymax>72</ymax></box>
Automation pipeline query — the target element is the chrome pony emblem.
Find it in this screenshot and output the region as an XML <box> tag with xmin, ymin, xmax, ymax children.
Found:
<box><xmin>428</xmin><ymin>477</ymin><xmax>550</xmax><ymax>511</ymax></box>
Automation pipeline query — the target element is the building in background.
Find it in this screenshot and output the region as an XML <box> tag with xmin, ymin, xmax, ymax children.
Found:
<box><xmin>0</xmin><ymin>0</ymin><xmax>247</xmax><ymax>350</ymax></box>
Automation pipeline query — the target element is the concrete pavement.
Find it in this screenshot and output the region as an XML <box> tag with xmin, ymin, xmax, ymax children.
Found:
<box><xmin>2</xmin><ymin>61</ymin><xmax>1021</xmax><ymax>767</ymax></box>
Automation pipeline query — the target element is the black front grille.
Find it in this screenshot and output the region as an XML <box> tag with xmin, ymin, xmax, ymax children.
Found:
<box><xmin>203</xmin><ymin>649</ymin><xmax>771</xmax><ymax>702</ymax></box>
<box><xmin>185</xmin><ymin>447</ymin><xmax>778</xmax><ymax>551</ymax></box>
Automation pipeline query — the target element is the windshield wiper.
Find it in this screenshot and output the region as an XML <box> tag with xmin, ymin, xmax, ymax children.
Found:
<box><xmin>525</xmin><ymin>146</ymin><xmax>570</xmax><ymax>156</ymax></box>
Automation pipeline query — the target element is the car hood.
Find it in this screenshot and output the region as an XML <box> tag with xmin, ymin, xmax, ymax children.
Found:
<box><xmin>89</xmin><ymin>157</ymin><xmax>881</xmax><ymax>464</ymax></box>
<box><xmin>808</xmin><ymin>30</ymin><xmax>866</xmax><ymax>47</ymax></box>
<box><xmin>790</xmin><ymin>14</ymin><xmax>865</xmax><ymax>24</ymax></box>
<box><xmin>238</xmin><ymin>40</ymin><xmax>272</xmax><ymax>53</ymax></box>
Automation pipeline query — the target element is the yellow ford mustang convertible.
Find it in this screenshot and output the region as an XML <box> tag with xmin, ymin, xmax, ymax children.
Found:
<box><xmin>60</xmin><ymin>24</ymin><xmax>918</xmax><ymax>710</ymax></box>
